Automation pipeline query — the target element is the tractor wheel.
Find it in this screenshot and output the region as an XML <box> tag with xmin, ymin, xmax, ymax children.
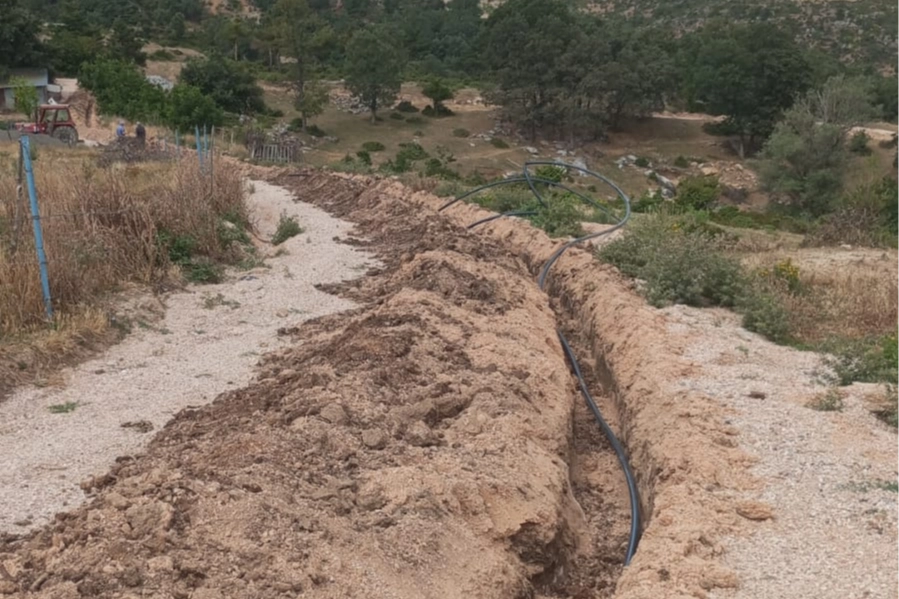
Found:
<box><xmin>52</xmin><ymin>127</ymin><xmax>78</xmax><ymax>146</ymax></box>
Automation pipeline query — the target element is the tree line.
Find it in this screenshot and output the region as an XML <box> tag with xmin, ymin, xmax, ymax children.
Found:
<box><xmin>4</xmin><ymin>0</ymin><xmax>896</xmax><ymax>141</ymax></box>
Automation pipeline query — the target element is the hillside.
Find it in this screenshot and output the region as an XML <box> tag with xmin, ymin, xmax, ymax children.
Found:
<box><xmin>587</xmin><ymin>0</ymin><xmax>898</xmax><ymax>72</ymax></box>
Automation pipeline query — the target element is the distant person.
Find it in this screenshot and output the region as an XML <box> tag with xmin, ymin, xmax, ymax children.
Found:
<box><xmin>135</xmin><ymin>122</ymin><xmax>146</xmax><ymax>146</ymax></box>
<box><xmin>116</xmin><ymin>120</ymin><xmax>125</xmax><ymax>139</ymax></box>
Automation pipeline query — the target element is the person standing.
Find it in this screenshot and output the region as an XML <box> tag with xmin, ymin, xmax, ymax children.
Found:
<box><xmin>135</xmin><ymin>122</ymin><xmax>146</xmax><ymax>146</ymax></box>
<box><xmin>116</xmin><ymin>120</ymin><xmax>125</xmax><ymax>138</ymax></box>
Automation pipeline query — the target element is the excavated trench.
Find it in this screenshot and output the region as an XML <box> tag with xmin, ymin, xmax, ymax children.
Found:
<box><xmin>0</xmin><ymin>171</ymin><xmax>749</xmax><ymax>599</ymax></box>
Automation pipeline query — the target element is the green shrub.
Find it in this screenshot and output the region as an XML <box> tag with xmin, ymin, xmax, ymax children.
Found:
<box><xmin>490</xmin><ymin>138</ymin><xmax>510</xmax><ymax>149</ymax></box>
<box><xmin>361</xmin><ymin>141</ymin><xmax>386</xmax><ymax>152</ymax></box>
<box><xmin>849</xmin><ymin>130</ymin><xmax>872</xmax><ymax>155</ymax></box>
<box><xmin>527</xmin><ymin>194</ymin><xmax>585</xmax><ymax>238</ymax></box>
<box><xmin>673</xmin><ymin>155</ymin><xmax>690</xmax><ymax>168</ymax></box>
<box><xmin>424</xmin><ymin>157</ymin><xmax>460</xmax><ymax>180</ymax></box>
<box><xmin>634</xmin><ymin>156</ymin><xmax>650</xmax><ymax>168</ymax></box>
<box><xmin>307</xmin><ymin>124</ymin><xmax>326</xmax><ymax>138</ymax></box>
<box><xmin>807</xmin><ymin>388</ymin><xmax>845</xmax><ymax>412</ymax></box>
<box><xmin>356</xmin><ymin>150</ymin><xmax>372</xmax><ymax>166</ymax></box>
<box><xmin>534</xmin><ymin>165</ymin><xmax>566</xmax><ymax>183</ymax></box>
<box><xmin>184</xmin><ymin>260</ymin><xmax>223</xmax><ymax>284</ymax></box>
<box><xmin>272</xmin><ymin>212</ymin><xmax>303</xmax><ymax>246</ymax></box>
<box><xmin>395</xmin><ymin>100</ymin><xmax>419</xmax><ymax>113</ymax></box>
<box><xmin>739</xmin><ymin>290</ymin><xmax>792</xmax><ymax>343</ymax></box>
<box><xmin>422</xmin><ymin>104</ymin><xmax>454</xmax><ymax>117</ymax></box>
<box><xmin>452</xmin><ymin>128</ymin><xmax>471</xmax><ymax>138</ymax></box>
<box><xmin>632</xmin><ymin>191</ymin><xmax>665</xmax><ymax>213</ymax></box>
<box><xmin>822</xmin><ymin>334</ymin><xmax>898</xmax><ymax>385</ymax></box>
<box><xmin>597</xmin><ymin>214</ymin><xmax>744</xmax><ymax>308</ymax></box>
<box><xmin>396</xmin><ymin>142</ymin><xmax>429</xmax><ymax>161</ymax></box>
<box><xmin>676</xmin><ymin>175</ymin><xmax>721</xmax><ymax>211</ymax></box>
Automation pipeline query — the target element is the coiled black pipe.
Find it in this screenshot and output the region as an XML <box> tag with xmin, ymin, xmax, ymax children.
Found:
<box><xmin>439</xmin><ymin>160</ymin><xmax>641</xmax><ymax>565</ymax></box>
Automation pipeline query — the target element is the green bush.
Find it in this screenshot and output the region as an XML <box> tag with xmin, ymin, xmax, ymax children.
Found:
<box><xmin>822</xmin><ymin>334</ymin><xmax>898</xmax><ymax>385</ymax></box>
<box><xmin>490</xmin><ymin>138</ymin><xmax>510</xmax><ymax>149</ymax></box>
<box><xmin>361</xmin><ymin>141</ymin><xmax>386</xmax><ymax>152</ymax></box>
<box><xmin>166</xmin><ymin>84</ymin><xmax>224</xmax><ymax>133</ymax></box>
<box><xmin>272</xmin><ymin>212</ymin><xmax>303</xmax><ymax>246</ymax></box>
<box><xmin>634</xmin><ymin>156</ymin><xmax>650</xmax><ymax>168</ymax></box>
<box><xmin>396</xmin><ymin>142</ymin><xmax>429</xmax><ymax>161</ymax></box>
<box><xmin>422</xmin><ymin>104</ymin><xmax>454</xmax><ymax>118</ymax></box>
<box><xmin>739</xmin><ymin>290</ymin><xmax>792</xmax><ymax>343</ymax></box>
<box><xmin>307</xmin><ymin>124</ymin><xmax>326</xmax><ymax>138</ymax></box>
<box><xmin>676</xmin><ymin>175</ymin><xmax>721</xmax><ymax>211</ymax></box>
<box><xmin>597</xmin><ymin>214</ymin><xmax>745</xmax><ymax>308</ymax></box>
<box><xmin>356</xmin><ymin>150</ymin><xmax>372</xmax><ymax>166</ymax></box>
<box><xmin>632</xmin><ymin>191</ymin><xmax>665</xmax><ymax>213</ymax></box>
<box><xmin>673</xmin><ymin>155</ymin><xmax>690</xmax><ymax>168</ymax></box>
<box><xmin>424</xmin><ymin>157</ymin><xmax>460</xmax><ymax>180</ymax></box>
<box><xmin>527</xmin><ymin>194</ymin><xmax>585</xmax><ymax>238</ymax></box>
<box><xmin>452</xmin><ymin>128</ymin><xmax>471</xmax><ymax>138</ymax></box>
<box><xmin>848</xmin><ymin>130</ymin><xmax>872</xmax><ymax>155</ymax></box>
<box><xmin>395</xmin><ymin>100</ymin><xmax>419</xmax><ymax>113</ymax></box>
<box><xmin>534</xmin><ymin>165</ymin><xmax>566</xmax><ymax>183</ymax></box>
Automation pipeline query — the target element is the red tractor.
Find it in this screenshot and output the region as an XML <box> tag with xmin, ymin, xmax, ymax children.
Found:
<box><xmin>15</xmin><ymin>104</ymin><xmax>79</xmax><ymax>145</ymax></box>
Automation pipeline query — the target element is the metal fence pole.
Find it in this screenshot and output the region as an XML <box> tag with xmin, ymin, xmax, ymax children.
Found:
<box><xmin>20</xmin><ymin>136</ymin><xmax>54</xmax><ymax>321</ymax></box>
<box><xmin>195</xmin><ymin>125</ymin><xmax>203</xmax><ymax>170</ymax></box>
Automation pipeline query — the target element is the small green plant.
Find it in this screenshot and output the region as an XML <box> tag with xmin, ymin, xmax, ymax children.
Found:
<box><xmin>361</xmin><ymin>141</ymin><xmax>385</xmax><ymax>152</ymax></box>
<box><xmin>527</xmin><ymin>194</ymin><xmax>585</xmax><ymax>238</ymax></box>
<box><xmin>739</xmin><ymin>290</ymin><xmax>792</xmax><ymax>344</ymax></box>
<box><xmin>396</xmin><ymin>142</ymin><xmax>428</xmax><ymax>161</ymax></box>
<box><xmin>48</xmin><ymin>402</ymin><xmax>79</xmax><ymax>414</ymax></box>
<box><xmin>807</xmin><ymin>388</ymin><xmax>845</xmax><ymax>412</ymax></box>
<box><xmin>632</xmin><ymin>190</ymin><xmax>665</xmax><ymax>213</ymax></box>
<box><xmin>675</xmin><ymin>175</ymin><xmax>721</xmax><ymax>211</ymax></box>
<box><xmin>634</xmin><ymin>156</ymin><xmax>650</xmax><ymax>168</ymax></box>
<box><xmin>534</xmin><ymin>164</ymin><xmax>566</xmax><ymax>183</ymax></box>
<box><xmin>848</xmin><ymin>130</ymin><xmax>872</xmax><ymax>155</ymax></box>
<box><xmin>452</xmin><ymin>128</ymin><xmax>471</xmax><ymax>138</ymax></box>
<box><xmin>356</xmin><ymin>150</ymin><xmax>372</xmax><ymax>165</ymax></box>
<box><xmin>306</xmin><ymin>124</ymin><xmax>326</xmax><ymax>138</ymax></box>
<box><xmin>395</xmin><ymin>100</ymin><xmax>419</xmax><ymax>113</ymax></box>
<box><xmin>874</xmin><ymin>384</ymin><xmax>898</xmax><ymax>428</ymax></box>
<box><xmin>490</xmin><ymin>138</ymin><xmax>510</xmax><ymax>149</ymax></box>
<box><xmin>673</xmin><ymin>155</ymin><xmax>690</xmax><ymax>168</ymax></box>
<box><xmin>184</xmin><ymin>260</ymin><xmax>223</xmax><ymax>283</ymax></box>
<box><xmin>823</xmin><ymin>334</ymin><xmax>898</xmax><ymax>386</ymax></box>
<box><xmin>272</xmin><ymin>212</ymin><xmax>303</xmax><ymax>246</ymax></box>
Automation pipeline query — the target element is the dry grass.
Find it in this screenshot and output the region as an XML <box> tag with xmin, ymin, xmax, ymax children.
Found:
<box><xmin>0</xmin><ymin>148</ymin><xmax>247</xmax><ymax>335</ymax></box>
<box><xmin>743</xmin><ymin>250</ymin><xmax>898</xmax><ymax>343</ymax></box>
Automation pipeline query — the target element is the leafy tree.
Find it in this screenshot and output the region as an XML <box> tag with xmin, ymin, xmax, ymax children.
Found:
<box><xmin>422</xmin><ymin>79</ymin><xmax>454</xmax><ymax>114</ymax></box>
<box><xmin>0</xmin><ymin>0</ymin><xmax>44</xmax><ymax>79</ymax></box>
<box><xmin>107</xmin><ymin>20</ymin><xmax>147</xmax><ymax>66</ymax></box>
<box><xmin>79</xmin><ymin>59</ymin><xmax>168</xmax><ymax>121</ymax></box>
<box><xmin>166</xmin><ymin>84</ymin><xmax>224</xmax><ymax>132</ymax></box>
<box><xmin>295</xmin><ymin>79</ymin><xmax>329</xmax><ymax>126</ymax></box>
<box><xmin>481</xmin><ymin>0</ymin><xmax>577</xmax><ymax>139</ymax></box>
<box><xmin>759</xmin><ymin>77</ymin><xmax>875</xmax><ymax>216</ymax></box>
<box><xmin>267</xmin><ymin>0</ymin><xmax>333</xmax><ymax>129</ymax></box>
<box><xmin>680</xmin><ymin>22</ymin><xmax>812</xmax><ymax>157</ymax></box>
<box><xmin>11</xmin><ymin>76</ymin><xmax>39</xmax><ymax>120</ymax></box>
<box><xmin>345</xmin><ymin>26</ymin><xmax>404</xmax><ymax>123</ymax></box>
<box><xmin>180</xmin><ymin>56</ymin><xmax>265</xmax><ymax>114</ymax></box>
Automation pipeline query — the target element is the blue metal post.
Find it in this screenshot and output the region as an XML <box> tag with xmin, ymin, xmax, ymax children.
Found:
<box><xmin>20</xmin><ymin>136</ymin><xmax>54</xmax><ymax>321</ymax></box>
<box><xmin>195</xmin><ymin>125</ymin><xmax>203</xmax><ymax>170</ymax></box>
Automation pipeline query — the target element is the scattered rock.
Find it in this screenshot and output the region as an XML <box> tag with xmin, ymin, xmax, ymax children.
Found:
<box><xmin>320</xmin><ymin>403</ymin><xmax>348</xmax><ymax>425</ymax></box>
<box><xmin>0</xmin><ymin>581</ymin><xmax>16</xmax><ymax>595</ymax></box>
<box><xmin>124</xmin><ymin>501</ymin><xmax>174</xmax><ymax>539</ymax></box>
<box><xmin>700</xmin><ymin>165</ymin><xmax>719</xmax><ymax>176</ymax></box>
<box><xmin>120</xmin><ymin>420</ymin><xmax>154</xmax><ymax>433</ymax></box>
<box><xmin>748</xmin><ymin>391</ymin><xmax>767</xmax><ymax>400</ymax></box>
<box><xmin>361</xmin><ymin>429</ymin><xmax>387</xmax><ymax>449</ymax></box>
<box><xmin>147</xmin><ymin>556</ymin><xmax>174</xmax><ymax>573</ymax></box>
<box><xmin>406</xmin><ymin>421</ymin><xmax>436</xmax><ymax>447</ymax></box>
<box><xmin>736</xmin><ymin>501</ymin><xmax>774</xmax><ymax>521</ymax></box>
<box><xmin>105</xmin><ymin>492</ymin><xmax>131</xmax><ymax>511</ymax></box>
<box><xmin>524</xmin><ymin>146</ymin><xmax>539</xmax><ymax>155</ymax></box>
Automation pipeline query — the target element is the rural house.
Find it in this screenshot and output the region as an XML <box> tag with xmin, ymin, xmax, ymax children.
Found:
<box><xmin>0</xmin><ymin>68</ymin><xmax>50</xmax><ymax>111</ymax></box>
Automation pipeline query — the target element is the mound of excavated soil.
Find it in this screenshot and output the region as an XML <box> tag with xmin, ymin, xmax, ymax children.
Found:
<box><xmin>0</xmin><ymin>175</ymin><xmax>601</xmax><ymax>598</ymax></box>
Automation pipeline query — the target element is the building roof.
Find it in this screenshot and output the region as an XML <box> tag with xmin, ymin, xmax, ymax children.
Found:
<box><xmin>0</xmin><ymin>68</ymin><xmax>50</xmax><ymax>89</ymax></box>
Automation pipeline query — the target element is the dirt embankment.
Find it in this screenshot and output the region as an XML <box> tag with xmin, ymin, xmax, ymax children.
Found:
<box><xmin>332</xmin><ymin>176</ymin><xmax>756</xmax><ymax>599</ymax></box>
<box><xmin>0</xmin><ymin>175</ymin><xmax>608</xmax><ymax>597</ymax></box>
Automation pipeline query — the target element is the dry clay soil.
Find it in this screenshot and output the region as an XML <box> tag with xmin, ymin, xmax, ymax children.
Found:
<box><xmin>0</xmin><ymin>170</ymin><xmax>895</xmax><ymax>599</ymax></box>
<box><xmin>0</xmin><ymin>172</ymin><xmax>631</xmax><ymax>599</ymax></box>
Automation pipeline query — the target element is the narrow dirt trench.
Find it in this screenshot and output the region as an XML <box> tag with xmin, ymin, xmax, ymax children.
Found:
<box><xmin>0</xmin><ymin>180</ymin><xmax>373</xmax><ymax>534</ymax></box>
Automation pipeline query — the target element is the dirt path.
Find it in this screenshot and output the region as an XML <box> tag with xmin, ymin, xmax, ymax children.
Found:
<box><xmin>0</xmin><ymin>180</ymin><xmax>373</xmax><ymax>534</ymax></box>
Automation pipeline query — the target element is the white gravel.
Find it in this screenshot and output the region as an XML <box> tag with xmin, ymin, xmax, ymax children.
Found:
<box><xmin>0</xmin><ymin>180</ymin><xmax>373</xmax><ymax>534</ymax></box>
<box><xmin>663</xmin><ymin>305</ymin><xmax>898</xmax><ymax>599</ymax></box>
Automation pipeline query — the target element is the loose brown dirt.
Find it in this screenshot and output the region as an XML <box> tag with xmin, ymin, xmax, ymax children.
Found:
<box><xmin>0</xmin><ymin>172</ymin><xmax>630</xmax><ymax>598</ymax></box>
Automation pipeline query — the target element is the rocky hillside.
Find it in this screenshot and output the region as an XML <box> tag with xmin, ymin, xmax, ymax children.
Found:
<box><xmin>480</xmin><ymin>0</ymin><xmax>897</xmax><ymax>73</ymax></box>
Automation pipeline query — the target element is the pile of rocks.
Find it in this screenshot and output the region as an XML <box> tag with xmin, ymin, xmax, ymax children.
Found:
<box><xmin>329</xmin><ymin>89</ymin><xmax>366</xmax><ymax>114</ymax></box>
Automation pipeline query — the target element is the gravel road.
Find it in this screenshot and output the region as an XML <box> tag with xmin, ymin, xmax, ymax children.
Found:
<box><xmin>0</xmin><ymin>180</ymin><xmax>373</xmax><ymax>533</ymax></box>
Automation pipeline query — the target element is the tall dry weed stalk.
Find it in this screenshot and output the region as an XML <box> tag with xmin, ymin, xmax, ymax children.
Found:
<box><xmin>0</xmin><ymin>153</ymin><xmax>246</xmax><ymax>335</ymax></box>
